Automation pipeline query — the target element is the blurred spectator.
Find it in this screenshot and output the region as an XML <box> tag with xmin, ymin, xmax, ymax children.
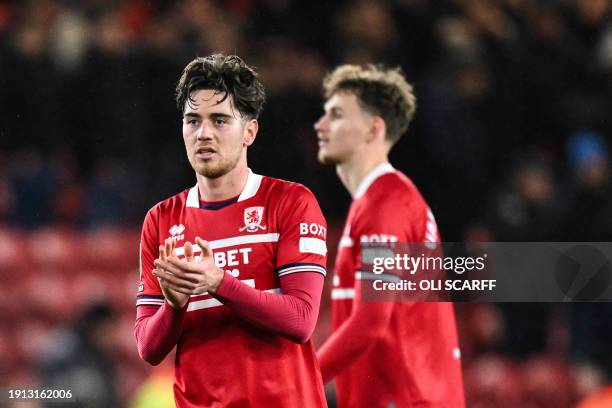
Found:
<box><xmin>9</xmin><ymin>149</ymin><xmax>58</xmax><ymax>228</ymax></box>
<box><xmin>485</xmin><ymin>151</ymin><xmax>564</xmax><ymax>358</ymax></box>
<box><xmin>487</xmin><ymin>151</ymin><xmax>564</xmax><ymax>242</ymax></box>
<box><xmin>564</xmin><ymin>130</ymin><xmax>612</xmax><ymax>240</ymax></box>
<box><xmin>50</xmin><ymin>148</ymin><xmax>85</xmax><ymax>227</ymax></box>
<box><xmin>37</xmin><ymin>302</ymin><xmax>119</xmax><ymax>408</ymax></box>
<box><xmin>84</xmin><ymin>158</ymin><xmax>140</xmax><ymax>228</ymax></box>
<box><xmin>564</xmin><ymin>130</ymin><xmax>612</xmax><ymax>379</ymax></box>
<box><xmin>418</xmin><ymin>51</ymin><xmax>491</xmax><ymax>240</ymax></box>
<box><xmin>0</xmin><ymin>152</ymin><xmax>15</xmax><ymax>224</ymax></box>
<box><xmin>331</xmin><ymin>0</ymin><xmax>401</xmax><ymax>65</ymax></box>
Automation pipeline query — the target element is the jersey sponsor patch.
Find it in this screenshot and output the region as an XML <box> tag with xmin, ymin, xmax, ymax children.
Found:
<box><xmin>299</xmin><ymin>222</ymin><xmax>326</xmax><ymax>238</ymax></box>
<box><xmin>174</xmin><ymin>233</ymin><xmax>280</xmax><ymax>255</ymax></box>
<box><xmin>360</xmin><ymin>233</ymin><xmax>398</xmax><ymax>243</ymax></box>
<box><xmin>299</xmin><ymin>237</ymin><xmax>327</xmax><ymax>256</ymax></box>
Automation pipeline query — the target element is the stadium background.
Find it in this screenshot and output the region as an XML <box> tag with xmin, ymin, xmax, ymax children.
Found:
<box><xmin>0</xmin><ymin>0</ymin><xmax>611</xmax><ymax>406</ymax></box>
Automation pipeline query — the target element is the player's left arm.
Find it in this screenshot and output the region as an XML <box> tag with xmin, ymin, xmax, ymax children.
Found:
<box><xmin>215</xmin><ymin>184</ymin><xmax>328</xmax><ymax>342</ymax></box>
<box><xmin>212</xmin><ymin>270</ymin><xmax>324</xmax><ymax>343</ymax></box>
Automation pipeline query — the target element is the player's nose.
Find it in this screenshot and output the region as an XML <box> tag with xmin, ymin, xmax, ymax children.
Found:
<box><xmin>314</xmin><ymin>116</ymin><xmax>327</xmax><ymax>133</ymax></box>
<box><xmin>196</xmin><ymin>122</ymin><xmax>214</xmax><ymax>140</ymax></box>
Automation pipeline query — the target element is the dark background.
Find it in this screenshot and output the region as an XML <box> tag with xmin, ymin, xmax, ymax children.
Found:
<box><xmin>0</xmin><ymin>0</ymin><xmax>611</xmax><ymax>407</ymax></box>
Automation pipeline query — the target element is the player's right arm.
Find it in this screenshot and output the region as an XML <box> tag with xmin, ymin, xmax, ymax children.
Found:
<box><xmin>134</xmin><ymin>207</ymin><xmax>186</xmax><ymax>366</ymax></box>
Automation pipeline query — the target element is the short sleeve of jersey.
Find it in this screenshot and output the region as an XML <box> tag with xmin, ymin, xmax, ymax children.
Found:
<box><xmin>136</xmin><ymin>206</ymin><xmax>164</xmax><ymax>307</ymax></box>
<box><xmin>275</xmin><ymin>184</ymin><xmax>327</xmax><ymax>278</ymax></box>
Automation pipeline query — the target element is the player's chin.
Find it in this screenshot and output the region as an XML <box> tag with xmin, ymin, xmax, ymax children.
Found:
<box><xmin>193</xmin><ymin>161</ymin><xmax>210</xmax><ymax>174</ymax></box>
<box><xmin>318</xmin><ymin>150</ymin><xmax>341</xmax><ymax>165</ymax></box>
<box><xmin>197</xmin><ymin>162</ymin><xmax>231</xmax><ymax>179</ymax></box>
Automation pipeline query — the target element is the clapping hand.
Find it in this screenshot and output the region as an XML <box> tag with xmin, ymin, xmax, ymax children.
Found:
<box><xmin>153</xmin><ymin>237</ymin><xmax>224</xmax><ymax>306</ymax></box>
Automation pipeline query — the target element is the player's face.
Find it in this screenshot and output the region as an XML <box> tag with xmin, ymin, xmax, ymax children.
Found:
<box><xmin>314</xmin><ymin>91</ymin><xmax>372</xmax><ymax>165</ymax></box>
<box><xmin>182</xmin><ymin>89</ymin><xmax>257</xmax><ymax>179</ymax></box>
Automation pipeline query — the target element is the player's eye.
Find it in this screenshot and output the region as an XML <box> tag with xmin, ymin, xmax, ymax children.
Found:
<box><xmin>186</xmin><ymin>118</ymin><xmax>200</xmax><ymax>126</ymax></box>
<box><xmin>214</xmin><ymin>118</ymin><xmax>227</xmax><ymax>126</ymax></box>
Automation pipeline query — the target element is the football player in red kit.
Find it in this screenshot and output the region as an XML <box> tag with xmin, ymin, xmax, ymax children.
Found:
<box><xmin>315</xmin><ymin>64</ymin><xmax>465</xmax><ymax>407</ymax></box>
<box><xmin>134</xmin><ymin>54</ymin><xmax>328</xmax><ymax>407</ymax></box>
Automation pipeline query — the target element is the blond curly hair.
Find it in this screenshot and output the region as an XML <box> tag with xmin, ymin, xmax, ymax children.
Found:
<box><xmin>323</xmin><ymin>64</ymin><xmax>416</xmax><ymax>143</ymax></box>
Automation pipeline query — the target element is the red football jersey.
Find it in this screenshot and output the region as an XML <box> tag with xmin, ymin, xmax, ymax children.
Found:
<box><xmin>331</xmin><ymin>163</ymin><xmax>465</xmax><ymax>408</ymax></box>
<box><xmin>137</xmin><ymin>170</ymin><xmax>328</xmax><ymax>407</ymax></box>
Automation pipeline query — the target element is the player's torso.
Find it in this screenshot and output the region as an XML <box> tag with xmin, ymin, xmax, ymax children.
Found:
<box><xmin>330</xmin><ymin>169</ymin><xmax>465</xmax><ymax>406</ymax></box>
<box><xmin>138</xmin><ymin>171</ymin><xmax>328</xmax><ymax>407</ymax></box>
<box><xmin>157</xmin><ymin>180</ymin><xmax>281</xmax><ymax>323</ymax></box>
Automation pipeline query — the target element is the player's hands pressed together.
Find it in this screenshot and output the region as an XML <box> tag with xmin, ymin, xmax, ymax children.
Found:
<box><xmin>153</xmin><ymin>238</ymin><xmax>190</xmax><ymax>309</ymax></box>
<box><xmin>153</xmin><ymin>237</ymin><xmax>225</xmax><ymax>305</ymax></box>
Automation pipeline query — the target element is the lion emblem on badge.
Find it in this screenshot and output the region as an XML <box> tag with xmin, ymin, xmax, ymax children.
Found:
<box><xmin>239</xmin><ymin>206</ymin><xmax>267</xmax><ymax>232</ymax></box>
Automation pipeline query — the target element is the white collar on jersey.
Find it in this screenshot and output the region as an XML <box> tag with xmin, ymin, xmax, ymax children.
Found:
<box><xmin>353</xmin><ymin>162</ymin><xmax>395</xmax><ymax>200</ymax></box>
<box><xmin>185</xmin><ymin>168</ymin><xmax>263</xmax><ymax>208</ymax></box>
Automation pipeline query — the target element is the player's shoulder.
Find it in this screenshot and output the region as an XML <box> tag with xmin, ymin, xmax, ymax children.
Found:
<box><xmin>351</xmin><ymin>168</ymin><xmax>437</xmax><ymax>241</ymax></box>
<box><xmin>263</xmin><ymin>175</ymin><xmax>318</xmax><ymax>202</ymax></box>
<box><xmin>360</xmin><ymin>169</ymin><xmax>427</xmax><ymax>210</ymax></box>
<box><xmin>145</xmin><ymin>188</ymin><xmax>191</xmax><ymax>218</ymax></box>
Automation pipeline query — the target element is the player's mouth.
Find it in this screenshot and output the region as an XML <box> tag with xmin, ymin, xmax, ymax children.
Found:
<box><xmin>195</xmin><ymin>146</ymin><xmax>216</xmax><ymax>160</ymax></box>
<box><xmin>318</xmin><ymin>138</ymin><xmax>329</xmax><ymax>148</ymax></box>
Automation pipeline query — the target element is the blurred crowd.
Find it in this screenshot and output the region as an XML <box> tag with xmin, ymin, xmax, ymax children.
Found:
<box><xmin>0</xmin><ymin>0</ymin><xmax>611</xmax><ymax>407</ymax></box>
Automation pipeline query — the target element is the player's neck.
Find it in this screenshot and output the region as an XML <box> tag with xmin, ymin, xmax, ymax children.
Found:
<box><xmin>196</xmin><ymin>163</ymin><xmax>249</xmax><ymax>202</ymax></box>
<box><xmin>336</xmin><ymin>154</ymin><xmax>389</xmax><ymax>198</ymax></box>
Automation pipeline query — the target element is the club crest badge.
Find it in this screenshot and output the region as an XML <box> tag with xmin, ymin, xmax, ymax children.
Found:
<box><xmin>239</xmin><ymin>206</ymin><xmax>267</xmax><ymax>232</ymax></box>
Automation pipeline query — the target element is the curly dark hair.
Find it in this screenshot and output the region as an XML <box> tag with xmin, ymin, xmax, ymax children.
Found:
<box><xmin>176</xmin><ymin>53</ymin><xmax>266</xmax><ymax>120</ymax></box>
<box><xmin>323</xmin><ymin>64</ymin><xmax>416</xmax><ymax>144</ymax></box>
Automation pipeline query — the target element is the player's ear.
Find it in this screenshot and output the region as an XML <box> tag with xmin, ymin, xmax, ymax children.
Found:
<box><xmin>367</xmin><ymin>116</ymin><xmax>386</xmax><ymax>144</ymax></box>
<box><xmin>243</xmin><ymin>119</ymin><xmax>258</xmax><ymax>147</ymax></box>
